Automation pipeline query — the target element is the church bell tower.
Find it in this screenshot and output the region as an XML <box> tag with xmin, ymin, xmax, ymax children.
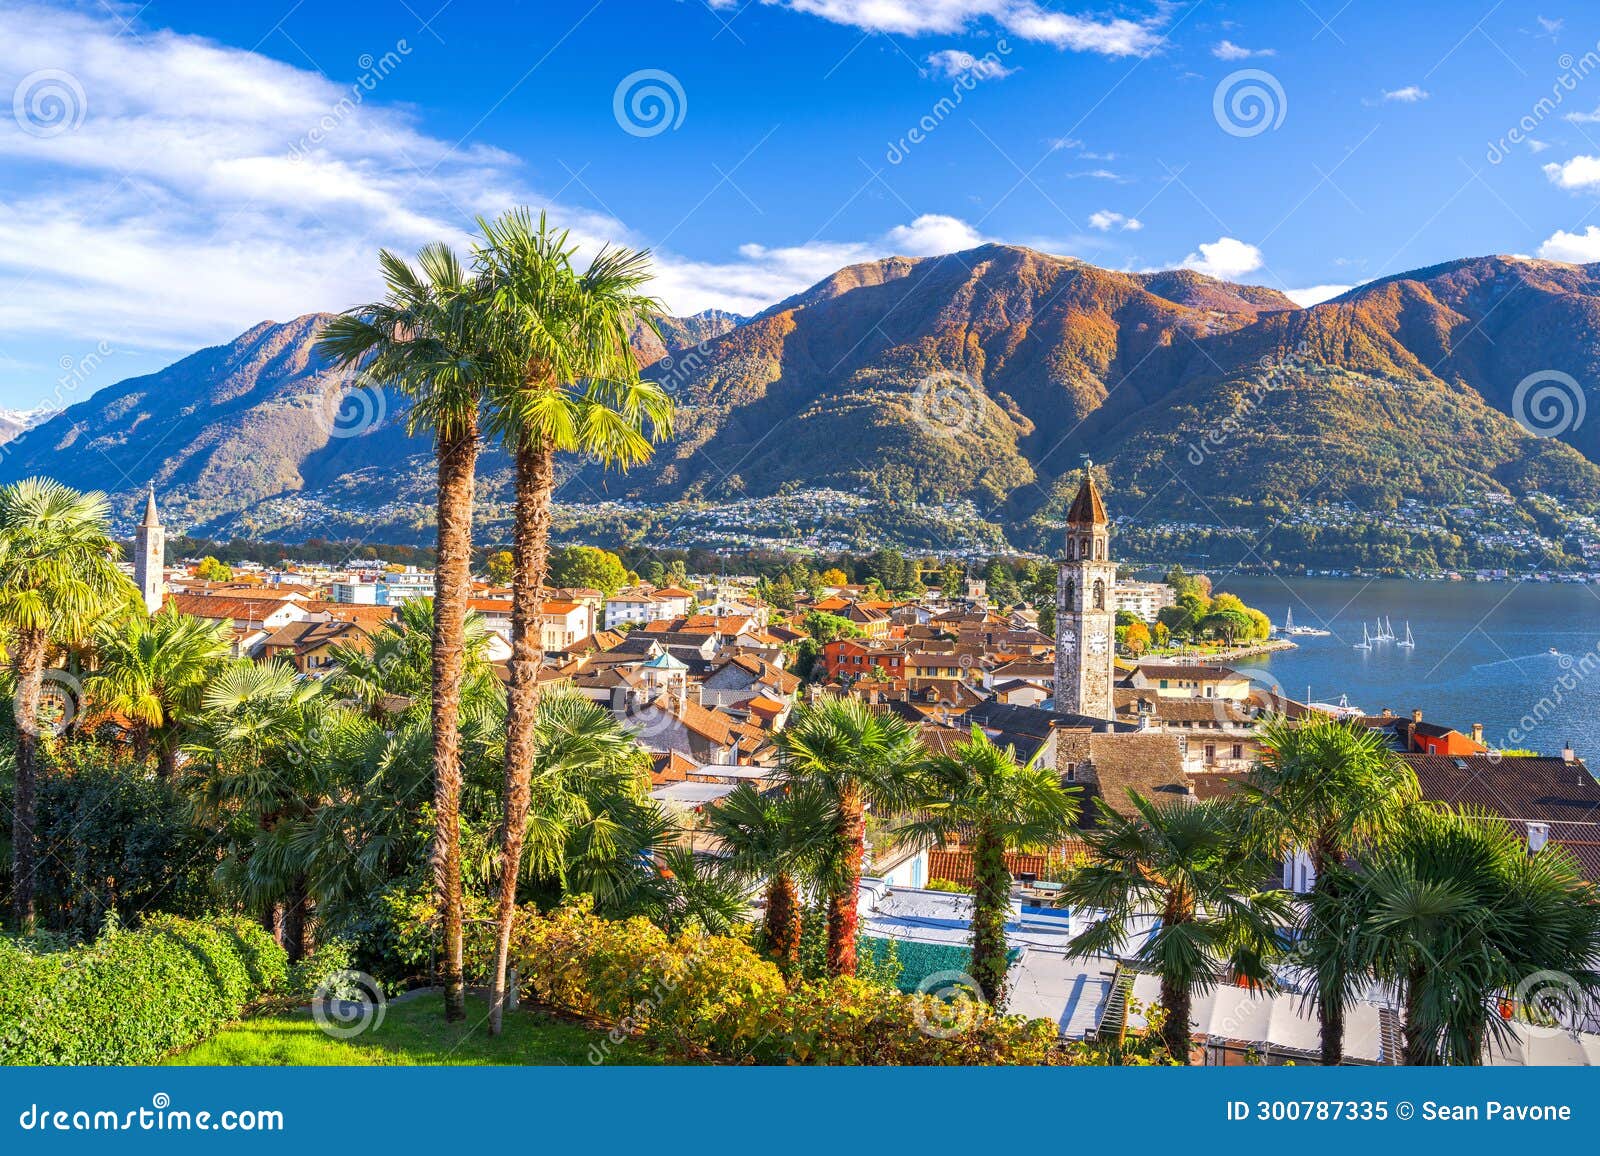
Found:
<box><xmin>1054</xmin><ymin>473</ymin><xmax>1116</xmax><ymax>720</ymax></box>
<box><xmin>135</xmin><ymin>486</ymin><xmax>166</xmax><ymax>615</ymax></box>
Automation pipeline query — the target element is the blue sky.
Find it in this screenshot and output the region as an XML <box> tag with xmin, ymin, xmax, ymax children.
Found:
<box><xmin>3</xmin><ymin>0</ymin><xmax>1600</xmax><ymax>409</ymax></box>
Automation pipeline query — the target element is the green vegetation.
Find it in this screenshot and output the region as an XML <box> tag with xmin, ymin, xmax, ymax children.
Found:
<box><xmin>0</xmin><ymin>915</ymin><xmax>286</xmax><ymax>1065</ymax></box>
<box><xmin>515</xmin><ymin>899</ymin><xmax>1061</xmax><ymax>1065</ymax></box>
<box><xmin>168</xmin><ymin>996</ymin><xmax>639</xmax><ymax>1067</ymax></box>
<box><xmin>546</xmin><ymin>544</ymin><xmax>629</xmax><ymax>595</ymax></box>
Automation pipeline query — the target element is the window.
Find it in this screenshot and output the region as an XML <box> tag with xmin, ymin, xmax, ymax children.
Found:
<box><xmin>1204</xmin><ymin>744</ymin><xmax>1216</xmax><ymax>761</ymax></box>
<box><xmin>1232</xmin><ymin>744</ymin><xmax>1244</xmax><ymax>760</ymax></box>
<box><xmin>1093</xmin><ymin>579</ymin><xmax>1106</xmax><ymax>610</ymax></box>
<box><xmin>1064</xmin><ymin>763</ymin><xmax>1076</xmax><ymax>782</ymax></box>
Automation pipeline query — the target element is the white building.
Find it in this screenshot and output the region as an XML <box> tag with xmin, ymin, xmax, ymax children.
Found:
<box><xmin>1112</xmin><ymin>581</ymin><xmax>1175</xmax><ymax>624</ymax></box>
<box><xmin>331</xmin><ymin>581</ymin><xmax>381</xmax><ymax>605</ymax></box>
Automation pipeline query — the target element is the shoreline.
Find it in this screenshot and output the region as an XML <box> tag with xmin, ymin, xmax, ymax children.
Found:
<box><xmin>1134</xmin><ymin>639</ymin><xmax>1299</xmax><ymax>665</ymax></box>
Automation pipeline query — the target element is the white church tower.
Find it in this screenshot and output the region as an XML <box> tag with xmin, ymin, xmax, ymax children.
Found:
<box><xmin>135</xmin><ymin>486</ymin><xmax>166</xmax><ymax>614</ymax></box>
<box><xmin>1054</xmin><ymin>473</ymin><xmax>1117</xmax><ymax>720</ymax></box>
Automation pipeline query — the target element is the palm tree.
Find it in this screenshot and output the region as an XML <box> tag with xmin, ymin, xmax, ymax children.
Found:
<box><xmin>0</xmin><ymin>479</ymin><xmax>132</xmax><ymax>933</ymax></box>
<box><xmin>86</xmin><ymin>605</ymin><xmax>229</xmax><ymax>775</ymax></box>
<box><xmin>778</xmin><ymin>699</ymin><xmax>923</xmax><ymax>976</ymax></box>
<box><xmin>898</xmin><ymin>727</ymin><xmax>1080</xmax><ymax>1004</ymax></box>
<box><xmin>1340</xmin><ymin>805</ymin><xmax>1600</xmax><ymax>1064</ymax></box>
<box><xmin>705</xmin><ymin>781</ymin><xmax>839</xmax><ymax>980</ymax></box>
<box><xmin>317</xmin><ymin>242</ymin><xmax>487</xmax><ymax>1021</ymax></box>
<box><xmin>183</xmin><ymin>660</ymin><xmax>333</xmax><ymax>962</ymax></box>
<box><xmin>1239</xmin><ymin>714</ymin><xmax>1417</xmax><ymax>1065</ymax></box>
<box><xmin>1059</xmin><ymin>794</ymin><xmax>1290</xmax><ymax>1064</ymax></box>
<box><xmin>323</xmin><ymin>597</ymin><xmax>496</xmax><ymax>718</ymax></box>
<box><xmin>479</xmin><ymin>687</ymin><xmax>655</xmax><ymax>1032</ymax></box>
<box><xmin>469</xmin><ymin>209</ymin><xmax>672</xmax><ymax>1033</ymax></box>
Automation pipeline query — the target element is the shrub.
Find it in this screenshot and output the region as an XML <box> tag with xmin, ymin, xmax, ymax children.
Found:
<box><xmin>0</xmin><ymin>915</ymin><xmax>287</xmax><ymax>1065</ymax></box>
<box><xmin>513</xmin><ymin>899</ymin><xmax>1064</xmax><ymax>1065</ymax></box>
<box><xmin>3</xmin><ymin>743</ymin><xmax>215</xmax><ymax>938</ymax></box>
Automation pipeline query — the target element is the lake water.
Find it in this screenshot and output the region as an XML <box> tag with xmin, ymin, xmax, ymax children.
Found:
<box><xmin>1212</xmin><ymin>577</ymin><xmax>1600</xmax><ymax>761</ymax></box>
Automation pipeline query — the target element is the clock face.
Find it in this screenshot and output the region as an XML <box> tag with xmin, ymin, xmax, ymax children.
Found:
<box><xmin>1059</xmin><ymin>629</ymin><xmax>1077</xmax><ymax>653</ymax></box>
<box><xmin>1086</xmin><ymin>626</ymin><xmax>1108</xmax><ymax>655</ymax></box>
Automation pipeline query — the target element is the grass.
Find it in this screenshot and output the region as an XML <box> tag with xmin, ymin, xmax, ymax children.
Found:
<box><xmin>166</xmin><ymin>994</ymin><xmax>659</xmax><ymax>1066</ymax></box>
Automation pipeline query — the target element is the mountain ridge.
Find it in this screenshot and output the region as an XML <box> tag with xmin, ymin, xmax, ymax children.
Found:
<box><xmin>6</xmin><ymin>246</ymin><xmax>1597</xmax><ymax>570</ymax></box>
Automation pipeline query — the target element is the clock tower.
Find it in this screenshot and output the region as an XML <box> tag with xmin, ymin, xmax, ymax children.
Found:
<box><xmin>1054</xmin><ymin>474</ymin><xmax>1116</xmax><ymax>720</ymax></box>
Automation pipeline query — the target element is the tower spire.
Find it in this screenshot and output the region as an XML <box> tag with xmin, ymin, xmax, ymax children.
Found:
<box><xmin>140</xmin><ymin>484</ymin><xmax>161</xmax><ymax>528</ymax></box>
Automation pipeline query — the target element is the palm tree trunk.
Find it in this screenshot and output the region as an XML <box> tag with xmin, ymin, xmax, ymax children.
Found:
<box><xmin>1160</xmin><ymin>973</ymin><xmax>1193</xmax><ymax>1065</ymax></box>
<box><xmin>431</xmin><ymin>418</ymin><xmax>477</xmax><ymax>1023</ymax></box>
<box><xmin>281</xmin><ymin>877</ymin><xmax>310</xmax><ymax>964</ymax></box>
<box><xmin>1312</xmin><ymin>839</ymin><xmax>1345</xmax><ymax>1066</ymax></box>
<box><xmin>1402</xmin><ymin>965</ymin><xmax>1437</xmax><ymax>1065</ymax></box>
<box><xmin>132</xmin><ymin>722</ymin><xmax>151</xmax><ymax>766</ymax></box>
<box><xmin>826</xmin><ymin>782</ymin><xmax>864</xmax><ymax>976</ymax></box>
<box><xmin>10</xmin><ymin>626</ymin><xmax>47</xmax><ymax>935</ymax></box>
<box><xmin>969</xmin><ymin>821</ymin><xmax>1011</xmax><ymax>1005</ymax></box>
<box><xmin>488</xmin><ymin>436</ymin><xmax>556</xmax><ymax>1035</ymax></box>
<box><xmin>155</xmin><ymin>735</ymin><xmax>179</xmax><ymax>780</ymax></box>
<box><xmin>765</xmin><ymin>871</ymin><xmax>802</xmax><ymax>982</ymax></box>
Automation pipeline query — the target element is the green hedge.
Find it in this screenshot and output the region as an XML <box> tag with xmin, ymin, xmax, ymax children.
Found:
<box><xmin>0</xmin><ymin>915</ymin><xmax>287</xmax><ymax>1065</ymax></box>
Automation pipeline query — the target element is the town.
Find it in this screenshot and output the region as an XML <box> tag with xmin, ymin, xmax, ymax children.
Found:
<box><xmin>77</xmin><ymin>474</ymin><xmax>1598</xmax><ymax>1066</ymax></box>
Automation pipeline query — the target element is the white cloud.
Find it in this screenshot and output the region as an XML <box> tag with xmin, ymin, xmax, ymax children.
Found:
<box><xmin>1212</xmin><ymin>40</ymin><xmax>1274</xmax><ymax>60</ymax></box>
<box><xmin>1529</xmin><ymin>139</ymin><xmax>1551</xmax><ymax>153</ymax></box>
<box><xmin>1180</xmin><ymin>237</ymin><xmax>1264</xmax><ymax>280</ymax></box>
<box><xmin>1564</xmin><ymin>106</ymin><xmax>1600</xmax><ymax>123</ymax></box>
<box><xmin>1382</xmin><ymin>85</ymin><xmax>1430</xmax><ymax>102</ymax></box>
<box><xmin>924</xmin><ymin>48</ymin><xmax>1015</xmax><ymax>80</ymax></box>
<box><xmin>1285</xmin><ymin>284</ymin><xmax>1352</xmax><ymax>307</ymax></box>
<box><xmin>0</xmin><ymin>3</ymin><xmax>1011</xmax><ymax>362</ymax></box>
<box><xmin>1543</xmin><ymin>156</ymin><xmax>1600</xmax><ymax>190</ymax></box>
<box><xmin>716</xmin><ymin>0</ymin><xmax>1167</xmax><ymax>56</ymax></box>
<box><xmin>1538</xmin><ymin>226</ymin><xmax>1600</xmax><ymax>262</ymax></box>
<box><xmin>1087</xmin><ymin>210</ymin><xmax>1142</xmax><ymax>231</ymax></box>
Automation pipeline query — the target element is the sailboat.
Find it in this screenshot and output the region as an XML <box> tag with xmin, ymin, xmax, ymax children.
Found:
<box><xmin>1373</xmin><ymin>617</ymin><xmax>1394</xmax><ymax>643</ymax></box>
<box><xmin>1354</xmin><ymin>623</ymin><xmax>1372</xmax><ymax>651</ymax></box>
<box><xmin>1282</xmin><ymin>606</ymin><xmax>1331</xmax><ymax>637</ymax></box>
<box><xmin>1397</xmin><ymin>620</ymin><xmax>1415</xmax><ymax>649</ymax></box>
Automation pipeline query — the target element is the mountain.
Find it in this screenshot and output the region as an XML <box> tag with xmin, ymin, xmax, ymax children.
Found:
<box><xmin>0</xmin><ymin>404</ymin><xmax>56</xmax><ymax>444</ymax></box>
<box><xmin>5</xmin><ymin>246</ymin><xmax>1599</xmax><ymax>570</ymax></box>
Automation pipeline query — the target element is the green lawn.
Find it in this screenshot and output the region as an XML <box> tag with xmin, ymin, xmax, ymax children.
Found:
<box><xmin>167</xmin><ymin>994</ymin><xmax>658</xmax><ymax>1066</ymax></box>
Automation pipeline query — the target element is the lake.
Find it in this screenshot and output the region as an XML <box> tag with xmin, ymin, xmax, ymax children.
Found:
<box><xmin>1211</xmin><ymin>577</ymin><xmax>1600</xmax><ymax>761</ymax></box>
